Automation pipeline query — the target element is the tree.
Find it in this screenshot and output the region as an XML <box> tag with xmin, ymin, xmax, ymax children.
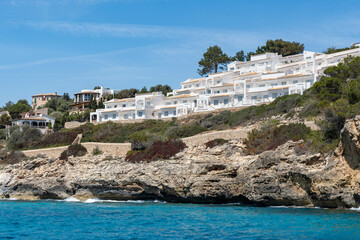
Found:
<box><xmin>149</xmin><ymin>84</ymin><xmax>173</xmax><ymax>95</ymax></box>
<box><xmin>198</xmin><ymin>45</ymin><xmax>232</xmax><ymax>76</ymax></box>
<box><xmin>140</xmin><ymin>86</ymin><xmax>148</xmax><ymax>93</ymax></box>
<box><xmin>114</xmin><ymin>88</ymin><xmax>139</xmax><ymax>99</ymax></box>
<box><xmin>62</xmin><ymin>93</ymin><xmax>71</xmax><ymax>101</ymax></box>
<box><xmin>8</xmin><ymin>100</ymin><xmax>31</xmax><ymax>119</ymax></box>
<box><xmin>94</xmin><ymin>86</ymin><xmax>101</xmax><ymax>90</ymax></box>
<box><xmin>0</xmin><ymin>114</ymin><xmax>11</xmax><ymax>128</ymax></box>
<box><xmin>233</xmin><ymin>50</ymin><xmax>246</xmax><ymax>62</ymax></box>
<box><xmin>255</xmin><ymin>39</ymin><xmax>304</xmax><ymax>57</ymax></box>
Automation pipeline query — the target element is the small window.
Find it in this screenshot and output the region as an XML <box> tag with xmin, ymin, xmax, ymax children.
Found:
<box><xmin>147</xmin><ymin>102</ymin><xmax>150</xmax><ymax>106</ymax></box>
<box><xmin>281</xmin><ymin>82</ymin><xmax>286</xmax><ymax>85</ymax></box>
<box><xmin>104</xmin><ymin>115</ymin><xmax>108</xmax><ymax>120</ymax></box>
<box><xmin>173</xmin><ymin>110</ymin><xmax>176</xmax><ymax>116</ymax></box>
<box><xmin>122</xmin><ymin>104</ymin><xmax>126</xmax><ymax>107</ymax></box>
<box><xmin>251</xmin><ymin>96</ymin><xmax>257</xmax><ymax>100</ymax></box>
<box><xmin>138</xmin><ymin>112</ymin><xmax>143</xmax><ymax>117</ymax></box>
<box><xmin>214</xmin><ymin>90</ymin><xmax>220</xmax><ymax>94</ymax></box>
<box><xmin>133</xmin><ymin>113</ymin><xmax>135</xmax><ymax>119</ymax></box>
<box><xmin>217</xmin><ymin>81</ymin><xmax>220</xmax><ymax>84</ymax></box>
<box><xmin>113</xmin><ymin>114</ymin><xmax>116</xmax><ymax>119</ymax></box>
<box><xmin>114</xmin><ymin>105</ymin><xmax>117</xmax><ymax>108</ymax></box>
<box><xmin>132</xmin><ymin>104</ymin><xmax>135</xmax><ymax>106</ymax></box>
<box><xmin>174</xmin><ymin>101</ymin><xmax>178</xmax><ymax>104</ymax></box>
<box><xmin>284</xmin><ymin>92</ymin><xmax>289</xmax><ymax>95</ymax></box>
<box><xmin>214</xmin><ymin>100</ymin><xmax>219</xmax><ymax>105</ymax></box>
<box><xmin>224</xmin><ymin>99</ymin><xmax>229</xmax><ymax>104</ymax></box>
<box><xmin>263</xmin><ymin>95</ymin><xmax>269</xmax><ymax>99</ymax></box>
<box><xmin>272</xmin><ymin>93</ymin><xmax>278</xmax><ymax>98</ymax></box>
<box><xmin>223</xmin><ymin>89</ymin><xmax>227</xmax><ymax>93</ymax></box>
<box><xmin>183</xmin><ymin>100</ymin><xmax>187</xmax><ymax>103</ymax></box>
<box><xmin>271</xmin><ymin>83</ymin><xmax>278</xmax><ymax>86</ymax></box>
<box><xmin>124</xmin><ymin>114</ymin><xmax>128</xmax><ymax>119</ymax></box>
<box><xmin>246</xmin><ymin>85</ymin><xmax>250</xmax><ymax>88</ymax></box>
<box><xmin>164</xmin><ymin>111</ymin><xmax>169</xmax><ymax>116</ymax></box>
<box><xmin>293</xmin><ymin>80</ymin><xmax>298</xmax><ymax>84</ymax></box>
<box><xmin>230</xmin><ymin>67</ymin><xmax>234</xmax><ymax>70</ymax></box>
<box><xmin>196</xmin><ymin>84</ymin><xmax>199</xmax><ymax>87</ymax></box>
<box><xmin>166</xmin><ymin>102</ymin><xmax>171</xmax><ymax>105</ymax></box>
<box><xmin>237</xmin><ymin>96</ymin><xmax>243</xmax><ymax>101</ymax></box>
<box><xmin>259</xmin><ymin>84</ymin><xmax>265</xmax><ymax>87</ymax></box>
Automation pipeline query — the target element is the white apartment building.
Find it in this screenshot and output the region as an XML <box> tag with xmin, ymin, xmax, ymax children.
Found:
<box><xmin>90</xmin><ymin>45</ymin><xmax>360</xmax><ymax>123</ymax></box>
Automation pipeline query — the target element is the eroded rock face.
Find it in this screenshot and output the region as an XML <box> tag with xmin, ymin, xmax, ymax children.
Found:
<box><xmin>1</xmin><ymin>119</ymin><xmax>360</xmax><ymax>208</ymax></box>
<box><xmin>340</xmin><ymin>116</ymin><xmax>360</xmax><ymax>169</ymax></box>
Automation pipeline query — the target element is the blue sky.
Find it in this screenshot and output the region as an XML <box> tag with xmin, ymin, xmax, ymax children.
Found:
<box><xmin>1</xmin><ymin>0</ymin><xmax>360</xmax><ymax>106</ymax></box>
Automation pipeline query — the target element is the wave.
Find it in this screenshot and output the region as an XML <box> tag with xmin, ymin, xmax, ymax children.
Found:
<box><xmin>62</xmin><ymin>197</ymin><xmax>81</xmax><ymax>202</ymax></box>
<box><xmin>83</xmin><ymin>199</ymin><xmax>166</xmax><ymax>204</ymax></box>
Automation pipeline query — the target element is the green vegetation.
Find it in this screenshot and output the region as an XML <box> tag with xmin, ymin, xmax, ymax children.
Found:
<box><xmin>114</xmin><ymin>84</ymin><xmax>173</xmax><ymax>99</ymax></box>
<box><xmin>92</xmin><ymin>146</ymin><xmax>103</xmax><ymax>156</ymax></box>
<box><xmin>60</xmin><ymin>144</ymin><xmax>87</xmax><ymax>160</ymax></box>
<box><xmin>125</xmin><ymin>139</ymin><xmax>186</xmax><ymax>163</ymax></box>
<box><xmin>198</xmin><ymin>45</ymin><xmax>232</xmax><ymax>76</ymax></box>
<box><xmin>0</xmin><ymin>150</ymin><xmax>27</xmax><ymax>165</ymax></box>
<box><xmin>323</xmin><ymin>45</ymin><xmax>357</xmax><ymax>54</ymax></box>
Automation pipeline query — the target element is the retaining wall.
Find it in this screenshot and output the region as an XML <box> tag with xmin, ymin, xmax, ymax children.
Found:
<box><xmin>22</xmin><ymin>142</ymin><xmax>131</xmax><ymax>159</ymax></box>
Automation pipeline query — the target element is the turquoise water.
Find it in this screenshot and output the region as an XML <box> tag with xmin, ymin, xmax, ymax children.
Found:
<box><xmin>0</xmin><ymin>200</ymin><xmax>359</xmax><ymax>239</ymax></box>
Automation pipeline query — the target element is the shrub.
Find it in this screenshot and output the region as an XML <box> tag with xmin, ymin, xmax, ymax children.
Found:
<box><xmin>244</xmin><ymin>122</ymin><xmax>311</xmax><ymax>155</ymax></box>
<box><xmin>165</xmin><ymin>124</ymin><xmax>207</xmax><ymax>139</ymax></box>
<box><xmin>0</xmin><ymin>151</ymin><xmax>27</xmax><ymax>165</ymax></box>
<box><xmin>200</xmin><ymin>111</ymin><xmax>231</xmax><ymax>128</ymax></box>
<box><xmin>60</xmin><ymin>144</ymin><xmax>87</xmax><ymax>160</ymax></box>
<box><xmin>205</xmin><ymin>138</ymin><xmax>229</xmax><ymax>148</ymax></box>
<box><xmin>92</xmin><ymin>146</ymin><xmax>103</xmax><ymax>156</ymax></box>
<box><xmin>129</xmin><ymin>131</ymin><xmax>164</xmax><ymax>151</ymax></box>
<box><xmin>7</xmin><ymin>126</ymin><xmax>43</xmax><ymax>150</ymax></box>
<box><xmin>125</xmin><ymin>139</ymin><xmax>186</xmax><ymax>163</ymax></box>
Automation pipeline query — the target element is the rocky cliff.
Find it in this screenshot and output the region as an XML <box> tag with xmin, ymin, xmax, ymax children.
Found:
<box><xmin>1</xmin><ymin>118</ymin><xmax>360</xmax><ymax>208</ymax></box>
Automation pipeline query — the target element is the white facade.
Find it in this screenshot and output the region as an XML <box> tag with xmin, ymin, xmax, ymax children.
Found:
<box><xmin>91</xmin><ymin>47</ymin><xmax>360</xmax><ymax>123</ymax></box>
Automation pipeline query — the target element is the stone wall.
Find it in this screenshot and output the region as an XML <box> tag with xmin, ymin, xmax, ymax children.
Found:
<box><xmin>64</xmin><ymin>121</ymin><xmax>87</xmax><ymax>129</ymax></box>
<box><xmin>22</xmin><ymin>143</ymin><xmax>131</xmax><ymax>159</ymax></box>
<box><xmin>183</xmin><ymin>127</ymin><xmax>252</xmax><ymax>147</ymax></box>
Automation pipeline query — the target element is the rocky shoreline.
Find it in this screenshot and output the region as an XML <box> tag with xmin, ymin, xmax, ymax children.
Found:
<box><xmin>1</xmin><ymin>118</ymin><xmax>360</xmax><ymax>208</ymax></box>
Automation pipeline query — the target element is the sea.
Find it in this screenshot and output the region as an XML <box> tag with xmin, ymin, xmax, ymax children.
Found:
<box><xmin>0</xmin><ymin>199</ymin><xmax>359</xmax><ymax>240</ymax></box>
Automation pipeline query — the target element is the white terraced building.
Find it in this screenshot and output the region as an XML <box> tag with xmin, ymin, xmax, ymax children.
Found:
<box><xmin>90</xmin><ymin>44</ymin><xmax>360</xmax><ymax>123</ymax></box>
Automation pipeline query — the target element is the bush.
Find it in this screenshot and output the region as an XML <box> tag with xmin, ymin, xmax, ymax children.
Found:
<box><xmin>200</xmin><ymin>111</ymin><xmax>231</xmax><ymax>128</ymax></box>
<box><xmin>0</xmin><ymin>151</ymin><xmax>27</xmax><ymax>165</ymax></box>
<box><xmin>60</xmin><ymin>144</ymin><xmax>87</xmax><ymax>160</ymax></box>
<box><xmin>165</xmin><ymin>124</ymin><xmax>207</xmax><ymax>139</ymax></box>
<box><xmin>244</xmin><ymin>122</ymin><xmax>311</xmax><ymax>155</ymax></box>
<box><xmin>7</xmin><ymin>126</ymin><xmax>43</xmax><ymax>150</ymax></box>
<box><xmin>205</xmin><ymin>138</ymin><xmax>229</xmax><ymax>148</ymax></box>
<box><xmin>125</xmin><ymin>139</ymin><xmax>186</xmax><ymax>163</ymax></box>
<box><xmin>92</xmin><ymin>146</ymin><xmax>103</xmax><ymax>156</ymax></box>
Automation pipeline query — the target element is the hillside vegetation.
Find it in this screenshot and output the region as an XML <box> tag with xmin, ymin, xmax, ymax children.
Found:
<box><xmin>3</xmin><ymin>56</ymin><xmax>360</xmax><ymax>156</ymax></box>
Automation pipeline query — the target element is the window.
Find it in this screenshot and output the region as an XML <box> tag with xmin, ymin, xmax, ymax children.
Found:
<box><xmin>271</xmin><ymin>83</ymin><xmax>278</xmax><ymax>86</ymax></box>
<box><xmin>251</xmin><ymin>96</ymin><xmax>257</xmax><ymax>100</ymax></box>
<box><xmin>104</xmin><ymin>115</ymin><xmax>108</xmax><ymax>120</ymax></box>
<box><xmin>196</xmin><ymin>84</ymin><xmax>199</xmax><ymax>87</ymax></box>
<box><xmin>114</xmin><ymin>105</ymin><xmax>117</xmax><ymax>108</ymax></box>
<box><xmin>165</xmin><ymin>111</ymin><xmax>169</xmax><ymax>116</ymax></box>
<box><xmin>158</xmin><ymin>113</ymin><xmax>161</xmax><ymax>118</ymax></box>
<box><xmin>133</xmin><ymin>113</ymin><xmax>135</xmax><ymax>119</ymax></box>
<box><xmin>293</xmin><ymin>80</ymin><xmax>298</xmax><ymax>84</ymax></box>
<box><xmin>138</xmin><ymin>111</ymin><xmax>143</xmax><ymax>117</ymax></box>
<box><xmin>173</xmin><ymin>111</ymin><xmax>176</xmax><ymax>116</ymax></box>
<box><xmin>223</xmin><ymin>89</ymin><xmax>227</xmax><ymax>93</ymax></box>
<box><xmin>214</xmin><ymin>90</ymin><xmax>220</xmax><ymax>94</ymax></box>
<box><xmin>174</xmin><ymin>101</ymin><xmax>178</xmax><ymax>104</ymax></box>
<box><xmin>217</xmin><ymin>80</ymin><xmax>220</xmax><ymax>84</ymax></box>
<box><xmin>272</xmin><ymin>93</ymin><xmax>278</xmax><ymax>98</ymax></box>
<box><xmin>246</xmin><ymin>85</ymin><xmax>250</xmax><ymax>88</ymax></box>
<box><xmin>224</xmin><ymin>99</ymin><xmax>229</xmax><ymax>104</ymax></box>
<box><xmin>132</xmin><ymin>104</ymin><xmax>135</xmax><ymax>106</ymax></box>
<box><xmin>166</xmin><ymin>102</ymin><xmax>171</xmax><ymax>105</ymax></box>
<box><xmin>122</xmin><ymin>104</ymin><xmax>126</xmax><ymax>107</ymax></box>
<box><xmin>124</xmin><ymin>114</ymin><xmax>128</xmax><ymax>119</ymax></box>
<box><xmin>207</xmin><ymin>89</ymin><xmax>211</xmax><ymax>94</ymax></box>
<box><xmin>113</xmin><ymin>114</ymin><xmax>116</xmax><ymax>119</ymax></box>
<box><xmin>281</xmin><ymin>82</ymin><xmax>286</xmax><ymax>85</ymax></box>
<box><xmin>284</xmin><ymin>92</ymin><xmax>289</xmax><ymax>95</ymax></box>
<box><xmin>183</xmin><ymin>100</ymin><xmax>187</xmax><ymax>103</ymax></box>
<box><xmin>259</xmin><ymin>84</ymin><xmax>265</xmax><ymax>87</ymax></box>
<box><xmin>237</xmin><ymin>95</ymin><xmax>243</xmax><ymax>101</ymax></box>
<box><xmin>214</xmin><ymin>100</ymin><xmax>219</xmax><ymax>105</ymax></box>
<box><xmin>230</xmin><ymin>67</ymin><xmax>234</xmax><ymax>70</ymax></box>
<box><xmin>147</xmin><ymin>102</ymin><xmax>150</xmax><ymax>106</ymax></box>
<box><xmin>263</xmin><ymin>95</ymin><xmax>269</xmax><ymax>99</ymax></box>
